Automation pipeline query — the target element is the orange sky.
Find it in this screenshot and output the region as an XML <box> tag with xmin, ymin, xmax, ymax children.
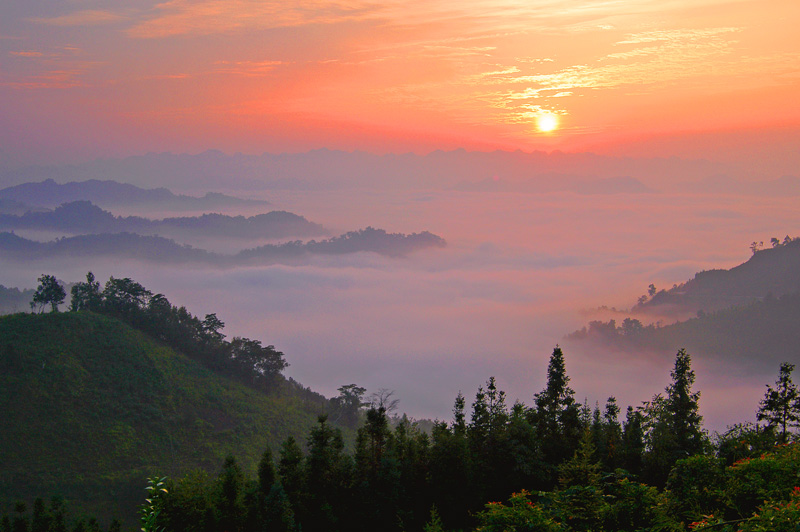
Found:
<box><xmin>1</xmin><ymin>0</ymin><xmax>799</xmax><ymax>165</ymax></box>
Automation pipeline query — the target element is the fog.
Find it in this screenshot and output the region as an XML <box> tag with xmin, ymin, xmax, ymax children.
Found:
<box><xmin>3</xmin><ymin>185</ymin><xmax>798</xmax><ymax>432</ymax></box>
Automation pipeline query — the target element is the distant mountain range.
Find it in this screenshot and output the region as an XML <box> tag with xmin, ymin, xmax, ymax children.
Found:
<box><xmin>0</xmin><ymin>178</ymin><xmax>269</xmax><ymax>210</ymax></box>
<box><xmin>0</xmin><ymin>227</ymin><xmax>446</xmax><ymax>265</ymax></box>
<box><xmin>452</xmin><ymin>174</ymin><xmax>652</xmax><ymax>194</ymax></box>
<box><xmin>0</xmin><ymin>284</ymin><xmax>34</xmax><ymax>314</ymax></box>
<box><xmin>0</xmin><ymin>200</ymin><xmax>327</xmax><ymax>240</ymax></box>
<box><xmin>0</xmin><ymin>149</ymin><xmax>745</xmax><ymax>193</ymax></box>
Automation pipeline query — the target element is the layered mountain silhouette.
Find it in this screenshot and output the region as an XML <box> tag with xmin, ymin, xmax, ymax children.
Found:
<box><xmin>0</xmin><ymin>178</ymin><xmax>269</xmax><ymax>210</ymax></box>
<box><xmin>0</xmin><ymin>200</ymin><xmax>327</xmax><ymax>240</ymax></box>
<box><xmin>0</xmin><ymin>227</ymin><xmax>446</xmax><ymax>265</ymax></box>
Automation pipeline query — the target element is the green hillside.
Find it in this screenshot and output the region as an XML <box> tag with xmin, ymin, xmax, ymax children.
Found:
<box><xmin>0</xmin><ymin>311</ymin><xmax>332</xmax><ymax>525</ymax></box>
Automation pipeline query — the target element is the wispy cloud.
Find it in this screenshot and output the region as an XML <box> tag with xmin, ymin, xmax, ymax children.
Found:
<box><xmin>29</xmin><ymin>9</ymin><xmax>125</xmax><ymax>27</ymax></box>
<box><xmin>1</xmin><ymin>46</ymin><xmax>99</xmax><ymax>90</ymax></box>
<box><xmin>468</xmin><ymin>27</ymin><xmax>746</xmax><ymax>124</ymax></box>
<box><xmin>9</xmin><ymin>51</ymin><xmax>44</xmax><ymax>58</ymax></box>
<box><xmin>0</xmin><ymin>69</ymin><xmax>87</xmax><ymax>89</ymax></box>
<box><xmin>210</xmin><ymin>60</ymin><xmax>287</xmax><ymax>77</ymax></box>
<box><xmin>128</xmin><ymin>0</ymin><xmax>382</xmax><ymax>38</ymax></box>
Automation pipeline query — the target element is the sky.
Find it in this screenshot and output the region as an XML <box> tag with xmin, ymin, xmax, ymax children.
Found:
<box><xmin>1</xmin><ymin>0</ymin><xmax>800</xmax><ymax>430</ymax></box>
<box><xmin>1</xmin><ymin>0</ymin><xmax>799</xmax><ymax>166</ymax></box>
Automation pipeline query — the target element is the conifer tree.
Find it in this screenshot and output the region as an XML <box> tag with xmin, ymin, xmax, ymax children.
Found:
<box><xmin>217</xmin><ymin>456</ymin><xmax>245</xmax><ymax>532</ymax></box>
<box><xmin>621</xmin><ymin>406</ymin><xmax>644</xmax><ymax>475</ymax></box>
<box><xmin>278</xmin><ymin>437</ymin><xmax>304</xmax><ymax>524</ymax></box>
<box><xmin>531</xmin><ymin>346</ymin><xmax>582</xmax><ymax>484</ymax></box>
<box><xmin>642</xmin><ymin>349</ymin><xmax>704</xmax><ymax>486</ymax></box>
<box><xmin>665</xmin><ymin>349</ymin><xmax>704</xmax><ymax>457</ymax></box>
<box><xmin>757</xmin><ymin>362</ymin><xmax>800</xmax><ymax>443</ymax></box>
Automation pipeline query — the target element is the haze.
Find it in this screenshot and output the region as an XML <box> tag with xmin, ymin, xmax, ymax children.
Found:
<box><xmin>1</xmin><ymin>0</ymin><xmax>799</xmax><ymax>431</ymax></box>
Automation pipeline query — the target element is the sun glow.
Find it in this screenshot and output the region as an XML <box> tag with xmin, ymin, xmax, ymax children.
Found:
<box><xmin>537</xmin><ymin>113</ymin><xmax>559</xmax><ymax>133</ymax></box>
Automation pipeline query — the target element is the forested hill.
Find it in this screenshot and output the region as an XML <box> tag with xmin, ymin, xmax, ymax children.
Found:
<box><xmin>0</xmin><ymin>227</ymin><xmax>446</xmax><ymax>264</ymax></box>
<box><xmin>0</xmin><ymin>179</ymin><xmax>268</xmax><ymax>210</ymax></box>
<box><xmin>0</xmin><ymin>200</ymin><xmax>328</xmax><ymax>240</ymax></box>
<box><xmin>637</xmin><ymin>237</ymin><xmax>800</xmax><ymax>315</ymax></box>
<box><xmin>0</xmin><ymin>310</ymin><xmax>339</xmax><ymax>526</ymax></box>
<box><xmin>566</xmin><ymin>237</ymin><xmax>800</xmax><ymax>373</ymax></box>
<box><xmin>567</xmin><ymin>291</ymin><xmax>800</xmax><ymax>373</ymax></box>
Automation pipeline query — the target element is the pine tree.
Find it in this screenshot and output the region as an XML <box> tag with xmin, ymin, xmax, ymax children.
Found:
<box><xmin>666</xmin><ymin>349</ymin><xmax>704</xmax><ymax>457</ymax></box>
<box><xmin>216</xmin><ymin>457</ymin><xmax>245</xmax><ymax>532</ymax></box>
<box><xmin>621</xmin><ymin>406</ymin><xmax>644</xmax><ymax>475</ymax></box>
<box><xmin>257</xmin><ymin>448</ymin><xmax>276</xmax><ymax>494</ymax></box>
<box><xmin>531</xmin><ymin>346</ymin><xmax>581</xmax><ymax>484</ymax></box>
<box><xmin>757</xmin><ymin>362</ymin><xmax>800</xmax><ymax>444</ymax></box>
<box><xmin>642</xmin><ymin>349</ymin><xmax>704</xmax><ymax>486</ymax></box>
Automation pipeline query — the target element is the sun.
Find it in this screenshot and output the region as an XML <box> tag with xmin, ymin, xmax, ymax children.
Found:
<box><xmin>537</xmin><ymin>113</ymin><xmax>559</xmax><ymax>133</ymax></box>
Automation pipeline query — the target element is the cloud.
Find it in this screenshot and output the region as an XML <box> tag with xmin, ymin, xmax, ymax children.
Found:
<box><xmin>210</xmin><ymin>60</ymin><xmax>287</xmax><ymax>77</ymax></box>
<box><xmin>0</xmin><ymin>69</ymin><xmax>87</xmax><ymax>89</ymax></box>
<box><xmin>465</xmin><ymin>26</ymin><xmax>748</xmax><ymax>124</ymax></box>
<box><xmin>29</xmin><ymin>9</ymin><xmax>125</xmax><ymax>27</ymax></box>
<box><xmin>128</xmin><ymin>0</ymin><xmax>383</xmax><ymax>38</ymax></box>
<box><xmin>9</xmin><ymin>51</ymin><xmax>44</xmax><ymax>58</ymax></box>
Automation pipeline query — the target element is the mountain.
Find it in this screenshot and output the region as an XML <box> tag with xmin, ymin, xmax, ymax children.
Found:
<box><xmin>0</xmin><ymin>149</ymin><xmax>729</xmax><ymax>192</ymax></box>
<box><xmin>0</xmin><ymin>227</ymin><xmax>447</xmax><ymax>264</ymax></box>
<box><xmin>0</xmin><ymin>200</ymin><xmax>328</xmax><ymax>240</ymax></box>
<box><xmin>0</xmin><ymin>284</ymin><xmax>34</xmax><ymax>313</ymax></box>
<box><xmin>0</xmin><ymin>198</ymin><xmax>47</xmax><ymax>216</ymax></box>
<box><xmin>0</xmin><ymin>311</ymin><xmax>335</xmax><ymax>526</ymax></box>
<box><xmin>566</xmin><ymin>238</ymin><xmax>800</xmax><ymax>374</ymax></box>
<box><xmin>0</xmin><ymin>179</ymin><xmax>269</xmax><ymax>210</ymax></box>
<box><xmin>567</xmin><ymin>292</ymin><xmax>800</xmax><ymax>374</ymax></box>
<box><xmin>453</xmin><ymin>174</ymin><xmax>652</xmax><ymax>194</ymax></box>
<box><xmin>637</xmin><ymin>237</ymin><xmax>800</xmax><ymax>315</ymax></box>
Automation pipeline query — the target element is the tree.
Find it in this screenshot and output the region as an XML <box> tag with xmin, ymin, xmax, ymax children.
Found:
<box><xmin>332</xmin><ymin>384</ymin><xmax>367</xmax><ymax>427</ymax></box>
<box><xmin>642</xmin><ymin>349</ymin><xmax>704</xmax><ymax>486</ymax></box>
<box><xmin>200</xmin><ymin>313</ymin><xmax>226</xmax><ymax>344</ymax></box>
<box><xmin>216</xmin><ymin>457</ymin><xmax>245</xmax><ymax>532</ymax></box>
<box><xmin>367</xmin><ymin>388</ymin><xmax>400</xmax><ymax>414</ymax></box>
<box><xmin>69</xmin><ymin>271</ymin><xmax>101</xmax><ymax>312</ymax></box>
<box><xmin>665</xmin><ymin>349</ymin><xmax>704</xmax><ymax>457</ymax></box>
<box><xmin>531</xmin><ymin>346</ymin><xmax>582</xmax><ymax>484</ymax></box>
<box><xmin>757</xmin><ymin>363</ymin><xmax>800</xmax><ymax>444</ymax></box>
<box><xmin>102</xmin><ymin>276</ymin><xmax>152</xmax><ymax>315</ymax></box>
<box><xmin>228</xmin><ymin>337</ymin><xmax>288</xmax><ymax>388</ymax></box>
<box><xmin>257</xmin><ymin>447</ymin><xmax>276</xmax><ymax>494</ymax></box>
<box><xmin>621</xmin><ymin>406</ymin><xmax>644</xmax><ymax>476</ymax></box>
<box><xmin>31</xmin><ymin>274</ymin><xmax>66</xmax><ymax>313</ymax></box>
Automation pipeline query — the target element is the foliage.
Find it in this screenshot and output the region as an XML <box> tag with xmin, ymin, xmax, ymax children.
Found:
<box><xmin>737</xmin><ymin>486</ymin><xmax>800</xmax><ymax>532</ymax></box>
<box><xmin>140</xmin><ymin>477</ymin><xmax>167</xmax><ymax>532</ymax></box>
<box><xmin>475</xmin><ymin>490</ymin><xmax>563</xmax><ymax>532</ymax></box>
<box><xmin>0</xmin><ymin>310</ymin><xmax>342</xmax><ymax>527</ymax></box>
<box><xmin>641</xmin><ymin>349</ymin><xmax>705</xmax><ymax>486</ymax></box>
<box><xmin>757</xmin><ymin>363</ymin><xmax>800</xmax><ymax>444</ymax></box>
<box><xmin>30</xmin><ymin>275</ymin><xmax>66</xmax><ymax>313</ymax></box>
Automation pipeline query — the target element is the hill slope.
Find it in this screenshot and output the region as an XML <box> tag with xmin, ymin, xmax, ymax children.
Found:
<box><xmin>567</xmin><ymin>292</ymin><xmax>800</xmax><ymax>373</ymax></box>
<box><xmin>637</xmin><ymin>238</ymin><xmax>800</xmax><ymax>315</ymax></box>
<box><xmin>0</xmin><ymin>311</ymin><xmax>333</xmax><ymax>525</ymax></box>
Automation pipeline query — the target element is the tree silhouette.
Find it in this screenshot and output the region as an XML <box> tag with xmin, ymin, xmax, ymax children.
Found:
<box><xmin>757</xmin><ymin>363</ymin><xmax>800</xmax><ymax>443</ymax></box>
<box><xmin>31</xmin><ymin>274</ymin><xmax>66</xmax><ymax>313</ymax></box>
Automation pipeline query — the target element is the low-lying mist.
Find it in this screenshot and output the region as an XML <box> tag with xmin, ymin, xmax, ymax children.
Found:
<box><xmin>4</xmin><ymin>187</ymin><xmax>798</xmax><ymax>431</ymax></box>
